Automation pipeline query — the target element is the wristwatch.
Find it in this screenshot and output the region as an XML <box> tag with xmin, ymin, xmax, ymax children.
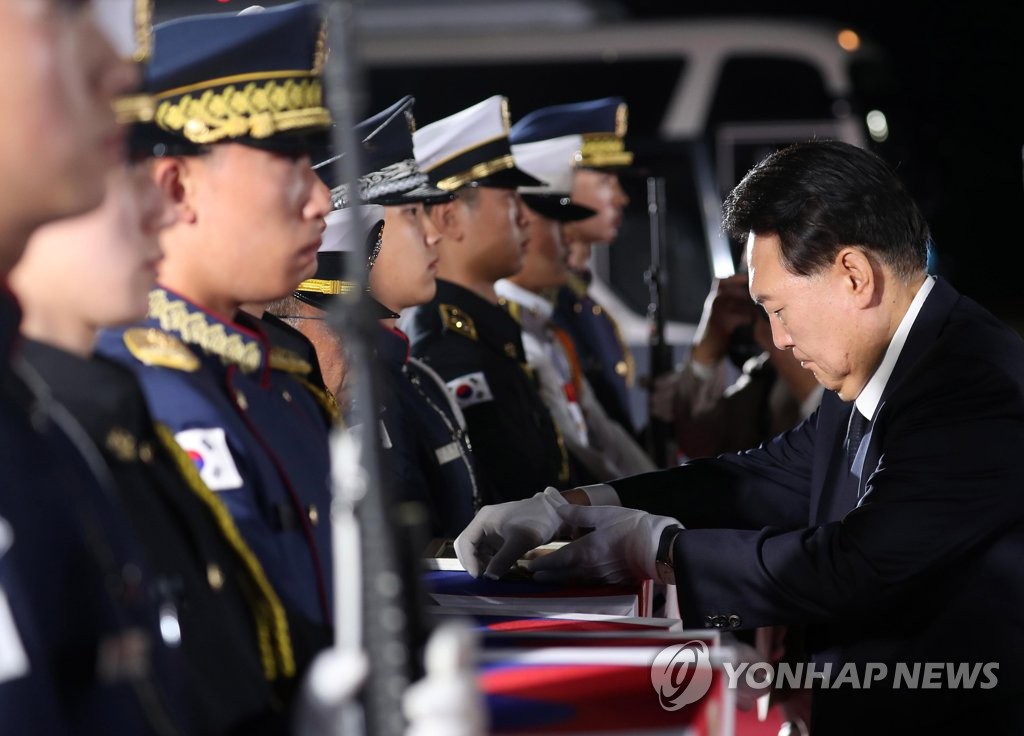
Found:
<box><xmin>655</xmin><ymin>524</ymin><xmax>683</xmax><ymax>584</ymax></box>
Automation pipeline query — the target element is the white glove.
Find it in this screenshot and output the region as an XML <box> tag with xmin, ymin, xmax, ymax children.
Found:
<box><xmin>454</xmin><ymin>487</ymin><xmax>568</xmax><ymax>579</ymax></box>
<box><xmin>649</xmin><ymin>371</ymin><xmax>683</xmax><ymax>423</ymax></box>
<box><xmin>527</xmin><ymin>504</ymin><xmax>681</xmax><ymax>584</ymax></box>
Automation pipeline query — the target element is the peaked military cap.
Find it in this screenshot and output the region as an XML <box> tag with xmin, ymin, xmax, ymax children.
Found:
<box><xmin>93</xmin><ymin>0</ymin><xmax>157</xmax><ymax>128</ymax></box>
<box><xmin>313</xmin><ymin>95</ymin><xmax>452</xmax><ymax>207</ymax></box>
<box><xmin>132</xmin><ymin>0</ymin><xmax>331</xmax><ymax>156</ymax></box>
<box><xmin>294</xmin><ymin>205</ymin><xmax>398</xmax><ymax>319</ymax></box>
<box><xmin>510</xmin><ymin>97</ymin><xmax>633</xmax><ymax>170</ymax></box>
<box><xmin>413</xmin><ymin>95</ymin><xmax>543</xmax><ymax>192</ymax></box>
<box><xmin>95</xmin><ymin>0</ymin><xmax>153</xmax><ymax>63</ymax></box>
<box><xmin>510</xmin><ymin>133</ymin><xmax>596</xmax><ymax>223</ymax></box>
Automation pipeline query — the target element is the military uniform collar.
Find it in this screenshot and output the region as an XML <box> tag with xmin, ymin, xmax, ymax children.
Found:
<box><xmin>434</xmin><ymin>279</ymin><xmax>527</xmax><ymax>362</ymax></box>
<box><xmin>145</xmin><ymin>287</ymin><xmax>269</xmax><ymax>374</ymax></box>
<box><xmin>376</xmin><ymin>325</ymin><xmax>411</xmax><ymax>368</ymax></box>
<box><xmin>566</xmin><ymin>270</ymin><xmax>591</xmax><ymax>297</ymax></box>
<box><xmin>22</xmin><ymin>339</ymin><xmax>154</xmax><ymax>454</ymax></box>
<box><xmin>0</xmin><ymin>288</ymin><xmax>22</xmax><ymax>365</ymax></box>
<box><xmin>495</xmin><ymin>279</ymin><xmax>554</xmax><ymax>320</ymax></box>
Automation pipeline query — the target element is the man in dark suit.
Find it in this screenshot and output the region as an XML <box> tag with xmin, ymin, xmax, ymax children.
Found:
<box><xmin>455</xmin><ymin>140</ymin><xmax>1024</xmax><ymax>733</ymax></box>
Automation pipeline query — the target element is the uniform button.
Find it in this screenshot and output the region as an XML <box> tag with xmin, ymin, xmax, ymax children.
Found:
<box><xmin>308</xmin><ymin>505</ymin><xmax>319</xmax><ymax>526</ymax></box>
<box><xmin>703</xmin><ymin>615</ymin><xmax>719</xmax><ymax>628</ymax></box>
<box><xmin>206</xmin><ymin>563</ymin><xmax>224</xmax><ymax>590</ymax></box>
<box><xmin>728</xmin><ymin>614</ymin><xmax>742</xmax><ymax>629</ymax></box>
<box><xmin>573</xmin><ymin>303</ymin><xmax>583</xmax><ymax>314</ymax></box>
<box><xmin>504</xmin><ymin>343</ymin><xmax>517</xmax><ymax>358</ymax></box>
<box><xmin>138</xmin><ymin>442</ymin><xmax>154</xmax><ymax>463</ymax></box>
<box><xmin>282</xmin><ymin>389</ymin><xmax>292</xmax><ymax>402</ymax></box>
<box><xmin>235</xmin><ymin>390</ymin><xmax>248</xmax><ymax>411</ymax></box>
<box><xmin>591</xmin><ymin>304</ymin><xmax>603</xmax><ymax>316</ymax></box>
<box><xmin>614</xmin><ymin>360</ymin><xmax>628</xmax><ymax>376</ymax></box>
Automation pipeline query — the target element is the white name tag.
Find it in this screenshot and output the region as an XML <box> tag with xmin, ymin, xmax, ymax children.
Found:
<box><xmin>435</xmin><ymin>441</ymin><xmax>461</xmax><ymax>466</ymax></box>
<box><xmin>0</xmin><ymin>518</ymin><xmax>29</xmax><ymax>684</ymax></box>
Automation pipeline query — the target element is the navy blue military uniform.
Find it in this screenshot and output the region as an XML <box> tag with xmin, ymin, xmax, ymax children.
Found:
<box><xmin>377</xmin><ymin>326</ymin><xmax>479</xmax><ymax>538</ymax></box>
<box><xmin>553</xmin><ymin>271</ymin><xmax>637</xmax><ymax>433</ymax></box>
<box><xmin>0</xmin><ymin>294</ymin><xmax>189</xmax><ymax>736</ymax></box>
<box><xmin>296</xmin><ymin>95</ymin><xmax>486</xmax><ymax>536</ymax></box>
<box><xmin>102</xmin><ymin>1</ymin><xmax>337</xmax><ymax>637</ymax></box>
<box><xmin>406</xmin><ymin>280</ymin><xmax>570</xmax><ymax>504</ymax></box>
<box><xmin>97</xmin><ymin>288</ymin><xmax>334</xmax><ymax>633</ymax></box>
<box><xmin>511</xmin><ymin>97</ymin><xmax>638</xmax><ymax>434</ymax></box>
<box><xmin>24</xmin><ymin>338</ymin><xmax>302</xmax><ymax>735</ymax></box>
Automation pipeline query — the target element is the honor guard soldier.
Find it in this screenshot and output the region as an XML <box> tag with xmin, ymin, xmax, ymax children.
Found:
<box><xmin>1</xmin><ymin>1</ymin><xmax>193</xmax><ymax>734</ymax></box>
<box><xmin>405</xmin><ymin>96</ymin><xmax>572</xmax><ymax>506</ymax></box>
<box><xmin>497</xmin><ymin>131</ymin><xmax>656</xmax><ymax>483</ymax></box>
<box><xmin>13</xmin><ymin>100</ymin><xmax>300</xmax><ymax>736</ymax></box>
<box><xmin>95</xmin><ymin>1</ymin><xmax>337</xmax><ymax>648</ymax></box>
<box><xmin>273</xmin><ymin>95</ymin><xmax>481</xmax><ymax>538</ymax></box>
<box><xmin>512</xmin><ymin>98</ymin><xmax>638</xmax><ymax>434</ymax></box>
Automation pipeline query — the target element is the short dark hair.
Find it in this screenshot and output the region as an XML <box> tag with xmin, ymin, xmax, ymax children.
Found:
<box><xmin>722</xmin><ymin>140</ymin><xmax>930</xmax><ymax>280</ymax></box>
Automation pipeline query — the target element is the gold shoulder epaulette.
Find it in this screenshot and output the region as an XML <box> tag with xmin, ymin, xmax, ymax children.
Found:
<box><xmin>268</xmin><ymin>346</ymin><xmax>313</xmax><ymax>376</ymax></box>
<box><xmin>497</xmin><ymin>297</ymin><xmax>522</xmax><ymax>325</ymax></box>
<box><xmin>439</xmin><ymin>304</ymin><xmax>478</xmax><ymax>341</ymax></box>
<box><xmin>567</xmin><ymin>273</ymin><xmax>589</xmax><ymax>298</ymax></box>
<box><xmin>123</xmin><ymin>328</ymin><xmax>200</xmax><ymax>372</ymax></box>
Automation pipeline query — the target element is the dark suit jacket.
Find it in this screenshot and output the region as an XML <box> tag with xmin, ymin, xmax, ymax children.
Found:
<box><xmin>612</xmin><ymin>278</ymin><xmax>1024</xmax><ymax>733</ymax></box>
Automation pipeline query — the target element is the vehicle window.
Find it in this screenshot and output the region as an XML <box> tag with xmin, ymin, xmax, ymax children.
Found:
<box><xmin>708</xmin><ymin>56</ymin><xmax>836</xmax><ymax>124</ymax></box>
<box><xmin>595</xmin><ymin>140</ymin><xmax>711</xmax><ymax>326</ymax></box>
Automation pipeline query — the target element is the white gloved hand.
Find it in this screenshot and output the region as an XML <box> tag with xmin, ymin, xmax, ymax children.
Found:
<box><xmin>649</xmin><ymin>371</ymin><xmax>683</xmax><ymax>423</ymax></box>
<box><xmin>454</xmin><ymin>487</ymin><xmax>568</xmax><ymax>579</ymax></box>
<box><xmin>526</xmin><ymin>504</ymin><xmax>681</xmax><ymax>584</ymax></box>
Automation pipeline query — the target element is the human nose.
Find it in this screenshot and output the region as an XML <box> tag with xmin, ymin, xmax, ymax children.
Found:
<box><xmin>305</xmin><ymin>167</ymin><xmax>333</xmax><ymax>220</ymax></box>
<box><xmin>613</xmin><ymin>179</ymin><xmax>629</xmax><ymax>208</ymax></box>
<box><xmin>512</xmin><ymin>194</ymin><xmax>528</xmax><ymax>231</ymax></box>
<box><xmin>419</xmin><ymin>207</ymin><xmax>441</xmax><ymax>248</ymax></box>
<box><xmin>769</xmin><ymin>315</ymin><xmax>794</xmax><ymax>351</ymax></box>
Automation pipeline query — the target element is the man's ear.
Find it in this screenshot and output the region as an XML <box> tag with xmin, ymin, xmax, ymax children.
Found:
<box><xmin>150</xmin><ymin>157</ymin><xmax>196</xmax><ymax>225</ymax></box>
<box><xmin>836</xmin><ymin>246</ymin><xmax>877</xmax><ymax>307</ymax></box>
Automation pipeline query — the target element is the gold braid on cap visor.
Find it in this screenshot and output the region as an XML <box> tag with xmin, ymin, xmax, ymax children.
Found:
<box><xmin>435</xmin><ymin>154</ymin><xmax>516</xmax><ymax>192</ymax></box>
<box><xmin>152</xmin><ymin>70</ymin><xmax>331</xmax><ymax>144</ymax></box>
<box><xmin>576</xmin><ymin>135</ymin><xmax>633</xmax><ymax>169</ymax></box>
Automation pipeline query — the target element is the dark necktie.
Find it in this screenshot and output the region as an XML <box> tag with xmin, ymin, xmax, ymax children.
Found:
<box><xmin>846</xmin><ymin>407</ymin><xmax>870</xmax><ymax>474</ymax></box>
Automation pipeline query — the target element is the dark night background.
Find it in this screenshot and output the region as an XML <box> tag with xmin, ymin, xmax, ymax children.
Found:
<box><xmin>623</xmin><ymin>2</ymin><xmax>1024</xmax><ymax>328</ymax></box>
<box><xmin>171</xmin><ymin>0</ymin><xmax>1024</xmax><ymax>327</ymax></box>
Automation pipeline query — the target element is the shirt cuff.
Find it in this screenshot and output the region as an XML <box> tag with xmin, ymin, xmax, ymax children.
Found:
<box><xmin>686</xmin><ymin>355</ymin><xmax>721</xmax><ymax>382</ymax></box>
<box><xmin>579</xmin><ymin>483</ymin><xmax>622</xmax><ymax>506</ymax></box>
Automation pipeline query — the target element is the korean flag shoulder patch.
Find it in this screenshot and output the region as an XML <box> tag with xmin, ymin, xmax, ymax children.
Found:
<box><xmin>445</xmin><ymin>371</ymin><xmax>494</xmax><ymax>409</ymax></box>
<box><xmin>174</xmin><ymin>427</ymin><xmax>245</xmax><ymax>491</ymax></box>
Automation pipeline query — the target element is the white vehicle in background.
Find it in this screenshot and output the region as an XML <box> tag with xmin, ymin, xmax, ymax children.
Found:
<box><xmin>356</xmin><ymin>5</ymin><xmax>897</xmax><ymax>425</ymax></box>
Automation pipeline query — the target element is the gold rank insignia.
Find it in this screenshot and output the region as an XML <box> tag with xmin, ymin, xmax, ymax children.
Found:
<box><xmin>439</xmin><ymin>304</ymin><xmax>478</xmax><ymax>341</ymax></box>
<box><xmin>105</xmin><ymin>427</ymin><xmax>137</xmax><ymax>463</ymax></box>
<box><xmin>268</xmin><ymin>346</ymin><xmax>312</xmax><ymax>376</ymax></box>
<box><xmin>123</xmin><ymin>327</ymin><xmax>200</xmax><ymax>372</ymax></box>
